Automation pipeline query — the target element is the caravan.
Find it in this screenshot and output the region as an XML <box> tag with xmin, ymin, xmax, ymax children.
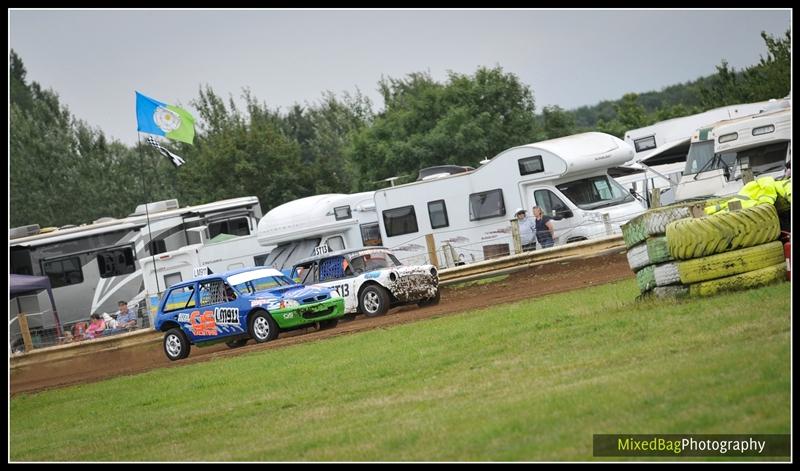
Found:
<box><xmin>255</xmin><ymin>192</ymin><xmax>380</xmax><ymax>270</ymax></box>
<box><xmin>373</xmin><ymin>132</ymin><xmax>647</xmax><ymax>266</ymax></box>
<box><xmin>615</xmin><ymin>100</ymin><xmax>773</xmax><ymax>207</ymax></box>
<box><xmin>9</xmin><ymin>196</ymin><xmax>263</xmax><ymax>342</ymax></box>
<box><xmin>674</xmin><ymin>99</ymin><xmax>791</xmax><ymax>201</ymax></box>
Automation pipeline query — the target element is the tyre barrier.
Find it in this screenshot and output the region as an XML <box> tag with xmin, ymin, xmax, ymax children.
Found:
<box><xmin>665</xmin><ymin>204</ymin><xmax>780</xmax><ymax>261</ymax></box>
<box><xmin>626</xmin><ymin>242</ymin><xmax>650</xmax><ymax>272</ymax></box>
<box><xmin>687</xmin><ymin>262</ymin><xmax>787</xmax><ymax>298</ymax></box>
<box><xmin>622</xmin><ymin>204</ymin><xmax>692</xmax><ymax>249</ymax></box>
<box><xmin>654</xmin><ymin>262</ymin><xmax>680</xmax><ymax>287</ymax></box>
<box><xmin>626</xmin><ymin>237</ymin><xmax>674</xmax><ymax>273</ymax></box>
<box><xmin>675</xmin><ymin>241</ymin><xmax>785</xmax><ymax>285</ymax></box>
<box><xmin>636</xmin><ymin>265</ymin><xmax>656</xmax><ymax>293</ymax></box>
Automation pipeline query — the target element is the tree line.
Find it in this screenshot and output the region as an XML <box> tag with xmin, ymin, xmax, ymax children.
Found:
<box><xmin>9</xmin><ymin>30</ymin><xmax>790</xmax><ymax>228</ymax></box>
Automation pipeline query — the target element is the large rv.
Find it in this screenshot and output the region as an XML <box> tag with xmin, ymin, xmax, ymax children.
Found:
<box><xmin>9</xmin><ymin>196</ymin><xmax>263</xmax><ymax>337</ymax></box>
<box><xmin>615</xmin><ymin>100</ymin><xmax>774</xmax><ymax>206</ymax></box>
<box><xmin>674</xmin><ymin>100</ymin><xmax>791</xmax><ymax>201</ymax></box>
<box><xmin>373</xmin><ymin>132</ymin><xmax>646</xmax><ymax>266</ymax></box>
<box><xmin>256</xmin><ymin>192</ymin><xmax>380</xmax><ymax>270</ymax></box>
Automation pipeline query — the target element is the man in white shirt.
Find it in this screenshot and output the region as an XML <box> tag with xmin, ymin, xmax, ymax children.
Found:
<box><xmin>514</xmin><ymin>208</ymin><xmax>537</xmax><ymax>252</ymax></box>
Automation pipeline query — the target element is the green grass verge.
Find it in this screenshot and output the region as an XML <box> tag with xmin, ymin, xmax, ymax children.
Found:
<box><xmin>10</xmin><ymin>279</ymin><xmax>790</xmax><ymax>461</ymax></box>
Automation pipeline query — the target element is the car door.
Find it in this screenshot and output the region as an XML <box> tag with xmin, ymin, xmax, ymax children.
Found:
<box><xmin>317</xmin><ymin>255</ymin><xmax>359</xmax><ymax>313</ymax></box>
<box><xmin>161</xmin><ymin>283</ymin><xmax>201</xmax><ymax>341</ymax></box>
<box><xmin>195</xmin><ymin>278</ymin><xmax>244</xmax><ymax>339</ymax></box>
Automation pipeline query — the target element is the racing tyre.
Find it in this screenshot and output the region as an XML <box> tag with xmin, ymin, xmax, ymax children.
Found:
<box><xmin>626</xmin><ymin>242</ymin><xmax>650</xmax><ymax>272</ymax></box>
<box><xmin>249</xmin><ymin>311</ymin><xmax>278</xmax><ymax>343</ymax></box>
<box><xmin>666</xmin><ymin>204</ymin><xmax>780</xmax><ymax>260</ymax></box>
<box><xmin>688</xmin><ymin>262</ymin><xmax>786</xmax><ymax>297</ymax></box>
<box><xmin>359</xmin><ymin>285</ymin><xmax>390</xmax><ymax>317</ymax></box>
<box><xmin>417</xmin><ymin>290</ymin><xmax>441</xmax><ymax>307</ymax></box>
<box><xmin>676</xmin><ymin>241</ymin><xmax>785</xmax><ymax>285</ymax></box>
<box><xmin>163</xmin><ymin>328</ymin><xmax>191</xmax><ymax>361</ymax></box>
<box><xmin>318</xmin><ymin>318</ymin><xmax>339</xmax><ymax>330</ymax></box>
<box><xmin>225</xmin><ymin>338</ymin><xmax>248</xmax><ymax>349</ymax></box>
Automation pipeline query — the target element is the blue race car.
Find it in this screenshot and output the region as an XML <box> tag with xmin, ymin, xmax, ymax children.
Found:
<box><xmin>154</xmin><ymin>267</ymin><xmax>345</xmax><ymax>360</ymax></box>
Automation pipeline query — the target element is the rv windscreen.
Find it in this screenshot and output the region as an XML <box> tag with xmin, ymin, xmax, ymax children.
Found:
<box><xmin>556</xmin><ymin>175</ymin><xmax>634</xmax><ymax>211</ymax></box>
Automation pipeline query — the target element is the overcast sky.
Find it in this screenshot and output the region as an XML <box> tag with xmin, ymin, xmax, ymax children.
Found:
<box><xmin>9</xmin><ymin>9</ymin><xmax>792</xmax><ymax>145</ymax></box>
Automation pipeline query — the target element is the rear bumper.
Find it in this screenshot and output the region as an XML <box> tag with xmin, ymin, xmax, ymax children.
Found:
<box><xmin>270</xmin><ymin>297</ymin><xmax>345</xmax><ymax>329</ymax></box>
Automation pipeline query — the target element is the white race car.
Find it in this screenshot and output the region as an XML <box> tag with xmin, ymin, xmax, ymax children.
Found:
<box><xmin>290</xmin><ymin>247</ymin><xmax>440</xmax><ymax>317</ymax></box>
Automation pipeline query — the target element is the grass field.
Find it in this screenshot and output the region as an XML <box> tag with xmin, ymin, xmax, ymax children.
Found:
<box><xmin>10</xmin><ymin>278</ymin><xmax>791</xmax><ymax>461</ymax></box>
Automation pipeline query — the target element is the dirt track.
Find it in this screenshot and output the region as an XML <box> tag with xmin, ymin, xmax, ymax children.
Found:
<box><xmin>11</xmin><ymin>250</ymin><xmax>633</xmax><ymax>395</ymax></box>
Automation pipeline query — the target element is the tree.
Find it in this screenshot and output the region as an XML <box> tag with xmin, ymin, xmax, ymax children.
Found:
<box><xmin>350</xmin><ymin>66</ymin><xmax>539</xmax><ymax>188</ymax></box>
<box><xmin>700</xmin><ymin>30</ymin><xmax>791</xmax><ymax>108</ymax></box>
<box><xmin>538</xmin><ymin>105</ymin><xmax>576</xmax><ymax>140</ymax></box>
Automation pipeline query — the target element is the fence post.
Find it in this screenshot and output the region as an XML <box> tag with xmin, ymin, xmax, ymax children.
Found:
<box><xmin>425</xmin><ymin>234</ymin><xmax>440</xmax><ymax>267</ymax></box>
<box><xmin>510</xmin><ymin>219</ymin><xmax>522</xmax><ymax>254</ymax></box>
<box><xmin>602</xmin><ymin>213</ymin><xmax>612</xmax><ymax>235</ymax></box>
<box><xmin>742</xmin><ymin>166</ymin><xmax>755</xmax><ymax>184</ymax></box>
<box><xmin>441</xmin><ymin>243</ymin><xmax>453</xmax><ymax>268</ymax></box>
<box><xmin>650</xmin><ymin>187</ymin><xmax>661</xmax><ymax>208</ymax></box>
<box><xmin>17</xmin><ymin>313</ymin><xmax>34</xmax><ymax>353</ymax></box>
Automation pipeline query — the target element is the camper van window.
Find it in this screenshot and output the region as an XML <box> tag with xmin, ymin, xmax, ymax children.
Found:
<box><xmin>43</xmin><ymin>257</ymin><xmax>84</xmax><ymax>288</ymax></box>
<box><xmin>739</xmin><ymin>142</ymin><xmax>790</xmax><ymax>176</ymax></box>
<box><xmin>164</xmin><ymin>272</ymin><xmax>183</xmax><ymax>288</ymax></box>
<box><xmin>11</xmin><ymin>248</ymin><xmax>33</xmax><ymax>275</ymax></box>
<box><xmin>326</xmin><ymin>236</ymin><xmax>345</xmax><ymax>252</ymax></box>
<box><xmin>254</xmin><ymin>253</ymin><xmax>271</xmax><ymax>266</ymax></box>
<box><xmin>427</xmin><ymin>200</ymin><xmax>450</xmax><ymax>229</ymax></box>
<box><xmin>208</xmin><ymin>217</ymin><xmax>250</xmax><ymax>239</ymax></box>
<box><xmin>534</xmin><ymin>190</ymin><xmax>570</xmax><ymax>218</ymax></box>
<box><xmin>634</xmin><ymin>136</ymin><xmax>657</xmax><ymax>153</ymax></box>
<box><xmin>684</xmin><ymin>140</ymin><xmax>715</xmax><ymax>175</ymax></box>
<box><xmin>334</xmin><ymin>205</ymin><xmax>352</xmax><ymax>221</ymax></box>
<box><xmin>469</xmin><ymin>189</ymin><xmax>506</xmax><ymax>221</ymax></box>
<box><xmin>383</xmin><ymin>206</ymin><xmax>419</xmax><ymax>237</ymax></box>
<box><xmin>163</xmin><ymin>285</ymin><xmax>197</xmax><ymax>312</ymax></box>
<box><xmin>518</xmin><ymin>156</ymin><xmax>544</xmax><ymax>176</ymax></box>
<box><xmin>146</xmin><ymin>239</ymin><xmax>167</xmax><ymax>256</ymax></box>
<box><xmin>360</xmin><ymin>223</ymin><xmax>383</xmax><ymax>247</ymax></box>
<box><xmin>97</xmin><ymin>247</ymin><xmax>136</xmax><ymax>278</ymax></box>
<box><xmin>556</xmin><ymin>176</ymin><xmax>633</xmax><ymax>211</ymax></box>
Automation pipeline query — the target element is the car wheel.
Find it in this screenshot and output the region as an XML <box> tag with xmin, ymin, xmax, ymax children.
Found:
<box><xmin>318</xmin><ymin>318</ymin><xmax>339</xmax><ymax>330</ymax></box>
<box><xmin>225</xmin><ymin>338</ymin><xmax>248</xmax><ymax>349</ymax></box>
<box><xmin>249</xmin><ymin>310</ymin><xmax>278</xmax><ymax>343</ymax></box>
<box><xmin>359</xmin><ymin>285</ymin><xmax>390</xmax><ymax>317</ymax></box>
<box><xmin>163</xmin><ymin>328</ymin><xmax>191</xmax><ymax>361</ymax></box>
<box><xmin>417</xmin><ymin>289</ymin><xmax>441</xmax><ymax>307</ymax></box>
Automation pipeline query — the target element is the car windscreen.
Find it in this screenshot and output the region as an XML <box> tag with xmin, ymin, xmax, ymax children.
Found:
<box><xmin>348</xmin><ymin>251</ymin><xmax>401</xmax><ymax>274</ymax></box>
<box><xmin>232</xmin><ymin>275</ymin><xmax>293</xmax><ymax>295</ymax></box>
<box><xmin>556</xmin><ymin>175</ymin><xmax>634</xmax><ymax>210</ymax></box>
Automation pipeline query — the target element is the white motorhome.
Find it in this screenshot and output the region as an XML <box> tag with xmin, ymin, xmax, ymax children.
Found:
<box><xmin>615</xmin><ymin>100</ymin><xmax>772</xmax><ymax>206</ymax></box>
<box><xmin>256</xmin><ymin>192</ymin><xmax>380</xmax><ymax>270</ymax></box>
<box><xmin>373</xmin><ymin>132</ymin><xmax>647</xmax><ymax>266</ymax></box>
<box><xmin>9</xmin><ymin>196</ymin><xmax>263</xmax><ymax>337</ymax></box>
<box><xmin>674</xmin><ymin>99</ymin><xmax>791</xmax><ymax>201</ymax></box>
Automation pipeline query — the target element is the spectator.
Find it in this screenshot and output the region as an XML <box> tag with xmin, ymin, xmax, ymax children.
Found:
<box><xmin>533</xmin><ymin>206</ymin><xmax>556</xmax><ymax>248</ymax></box>
<box><xmin>85</xmin><ymin>313</ymin><xmax>106</xmax><ymax>339</ymax></box>
<box><xmin>71</xmin><ymin>321</ymin><xmax>88</xmax><ymax>341</ymax></box>
<box><xmin>114</xmin><ymin>301</ymin><xmax>138</xmax><ymax>331</ymax></box>
<box><xmin>514</xmin><ymin>208</ymin><xmax>537</xmax><ymax>252</ymax></box>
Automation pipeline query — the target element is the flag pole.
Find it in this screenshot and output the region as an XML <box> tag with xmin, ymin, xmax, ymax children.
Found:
<box><xmin>137</xmin><ymin>132</ymin><xmax>161</xmax><ymax>296</ymax></box>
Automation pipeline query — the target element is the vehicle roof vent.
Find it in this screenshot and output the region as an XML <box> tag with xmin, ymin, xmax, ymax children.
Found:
<box><xmin>132</xmin><ymin>199</ymin><xmax>180</xmax><ymax>216</ymax></box>
<box><xmin>416</xmin><ymin>165</ymin><xmax>475</xmax><ymax>181</ymax></box>
<box><xmin>9</xmin><ymin>224</ymin><xmax>41</xmax><ymax>239</ymax></box>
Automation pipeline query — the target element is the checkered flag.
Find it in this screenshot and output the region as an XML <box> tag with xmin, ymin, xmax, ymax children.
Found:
<box><xmin>146</xmin><ymin>136</ymin><xmax>186</xmax><ymax>168</ymax></box>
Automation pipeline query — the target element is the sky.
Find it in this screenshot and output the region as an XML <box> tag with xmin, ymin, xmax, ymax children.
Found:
<box><xmin>9</xmin><ymin>9</ymin><xmax>792</xmax><ymax>146</ymax></box>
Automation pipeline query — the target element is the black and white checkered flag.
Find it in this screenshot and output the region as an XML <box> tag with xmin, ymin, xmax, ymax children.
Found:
<box><xmin>146</xmin><ymin>136</ymin><xmax>186</xmax><ymax>168</ymax></box>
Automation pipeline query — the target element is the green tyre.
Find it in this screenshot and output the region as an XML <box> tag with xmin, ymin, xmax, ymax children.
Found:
<box><xmin>688</xmin><ymin>262</ymin><xmax>787</xmax><ymax>297</ymax></box>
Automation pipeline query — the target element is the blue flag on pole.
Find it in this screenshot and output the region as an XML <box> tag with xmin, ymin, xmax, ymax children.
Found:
<box><xmin>135</xmin><ymin>91</ymin><xmax>195</xmax><ymax>144</ymax></box>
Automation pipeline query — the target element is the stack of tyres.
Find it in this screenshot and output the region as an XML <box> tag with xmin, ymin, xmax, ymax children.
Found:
<box><xmin>621</xmin><ymin>204</ymin><xmax>696</xmax><ymax>295</ymax></box>
<box><xmin>658</xmin><ymin>204</ymin><xmax>787</xmax><ymax>298</ymax></box>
